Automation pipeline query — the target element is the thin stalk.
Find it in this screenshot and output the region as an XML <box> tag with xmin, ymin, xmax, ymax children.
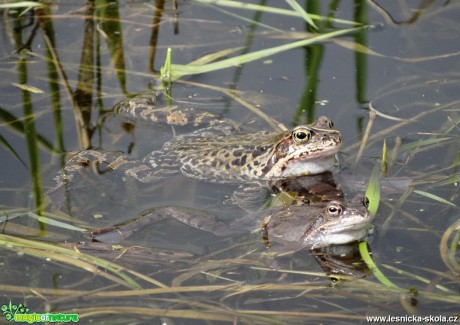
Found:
<box><xmin>354</xmin><ymin>0</ymin><xmax>368</xmax><ymax>104</ymax></box>
<box><xmin>13</xmin><ymin>14</ymin><xmax>45</xmax><ymax>219</ymax></box>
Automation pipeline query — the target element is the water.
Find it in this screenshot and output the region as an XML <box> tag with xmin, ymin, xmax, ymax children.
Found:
<box><xmin>0</xmin><ymin>1</ymin><xmax>459</xmax><ymax>323</ymax></box>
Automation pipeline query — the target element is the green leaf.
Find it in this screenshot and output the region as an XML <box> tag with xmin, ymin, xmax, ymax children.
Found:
<box><xmin>285</xmin><ymin>0</ymin><xmax>317</xmax><ymax>30</ymax></box>
<box><xmin>0</xmin><ymin>2</ymin><xmax>44</xmax><ymax>9</ymax></box>
<box><xmin>0</xmin><ymin>211</ymin><xmax>88</xmax><ymax>232</ymax></box>
<box><xmin>413</xmin><ymin>190</ymin><xmax>456</xmax><ymax>207</ymax></box>
<box><xmin>0</xmin><ymin>234</ymin><xmax>143</xmax><ymax>289</ymax></box>
<box><xmin>11</xmin><ymin>82</ymin><xmax>44</xmax><ymax>94</ymax></box>
<box><xmin>359</xmin><ymin>241</ymin><xmax>401</xmax><ymax>289</ymax></box>
<box><xmin>194</xmin><ymin>0</ymin><xmax>361</xmax><ymax>26</ymax></box>
<box><xmin>160</xmin><ymin>47</ymin><xmax>172</xmax><ymax>82</ymax></box>
<box><xmin>27</xmin><ymin>212</ymin><xmax>88</xmax><ymax>232</ymax></box>
<box><xmin>365</xmin><ymin>162</ymin><xmax>381</xmax><ymax>216</ymax></box>
<box><xmin>170</xmin><ymin>26</ymin><xmax>367</xmax><ymax>78</ymax></box>
<box><xmin>381</xmin><ymin>138</ymin><xmax>387</xmax><ymax>176</ymax></box>
<box><xmin>399</xmin><ymin>137</ymin><xmax>451</xmax><ymax>153</ymax></box>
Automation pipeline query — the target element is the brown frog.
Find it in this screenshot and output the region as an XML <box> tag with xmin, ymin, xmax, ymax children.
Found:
<box><xmin>92</xmin><ymin>197</ymin><xmax>371</xmax><ymax>252</ymax></box>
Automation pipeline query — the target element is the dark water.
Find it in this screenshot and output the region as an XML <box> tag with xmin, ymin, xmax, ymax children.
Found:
<box><xmin>0</xmin><ymin>1</ymin><xmax>459</xmax><ymax>324</ymax></box>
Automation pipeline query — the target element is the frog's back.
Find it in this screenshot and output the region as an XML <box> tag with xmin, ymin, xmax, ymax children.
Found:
<box><xmin>166</xmin><ymin>131</ymin><xmax>278</xmax><ymax>182</ymax></box>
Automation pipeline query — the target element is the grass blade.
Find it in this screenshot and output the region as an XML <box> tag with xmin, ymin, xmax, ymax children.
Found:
<box><xmin>168</xmin><ymin>26</ymin><xmax>367</xmax><ymax>78</ymax></box>
<box><xmin>95</xmin><ymin>0</ymin><xmax>127</xmax><ymax>94</ymax></box>
<box><xmin>0</xmin><ymin>211</ymin><xmax>87</xmax><ymax>232</ymax></box>
<box><xmin>399</xmin><ymin>137</ymin><xmax>451</xmax><ymax>153</ymax></box>
<box><xmin>0</xmin><ymin>234</ymin><xmax>143</xmax><ymax>289</ymax></box>
<box><xmin>0</xmin><ymin>133</ymin><xmax>27</xmax><ymax>167</ymax></box>
<box><xmin>365</xmin><ymin>162</ymin><xmax>381</xmax><ymax>216</ymax></box>
<box><xmin>0</xmin><ymin>106</ymin><xmax>54</xmax><ymax>151</ymax></box>
<box><xmin>285</xmin><ymin>0</ymin><xmax>317</xmax><ymax>30</ymax></box>
<box><xmin>0</xmin><ymin>2</ymin><xmax>44</xmax><ymax>9</ymax></box>
<box><xmin>194</xmin><ymin>0</ymin><xmax>361</xmax><ymax>26</ymax></box>
<box><xmin>27</xmin><ymin>212</ymin><xmax>88</xmax><ymax>232</ymax></box>
<box><xmin>359</xmin><ymin>241</ymin><xmax>401</xmax><ymax>289</ymax></box>
<box><xmin>413</xmin><ymin>190</ymin><xmax>456</xmax><ymax>207</ymax></box>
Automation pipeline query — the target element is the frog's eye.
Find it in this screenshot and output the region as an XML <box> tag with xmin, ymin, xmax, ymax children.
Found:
<box><xmin>363</xmin><ymin>196</ymin><xmax>370</xmax><ymax>208</ymax></box>
<box><xmin>292</xmin><ymin>128</ymin><xmax>311</xmax><ymax>144</ymax></box>
<box><xmin>327</xmin><ymin>203</ymin><xmax>342</xmax><ymax>217</ymax></box>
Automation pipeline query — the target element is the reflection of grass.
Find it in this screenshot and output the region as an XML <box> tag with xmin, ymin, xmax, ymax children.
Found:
<box><xmin>1</xmin><ymin>1</ymin><xmax>459</xmax><ymax>322</ymax></box>
<box><xmin>0</xmin><ymin>234</ymin><xmax>166</xmax><ymax>290</ymax></box>
<box><xmin>293</xmin><ymin>0</ymin><xmax>323</xmax><ymax>125</ymax></box>
<box><xmin>1</xmin><ymin>251</ymin><xmax>458</xmax><ymax>323</ymax></box>
<box><xmin>17</xmin><ymin>53</ymin><xmax>44</xmax><ymax>217</ymax></box>
<box><xmin>440</xmin><ymin>219</ymin><xmax>460</xmax><ymax>275</ymax></box>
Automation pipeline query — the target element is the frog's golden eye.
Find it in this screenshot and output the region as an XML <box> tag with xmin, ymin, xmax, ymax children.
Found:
<box><xmin>327</xmin><ymin>203</ymin><xmax>342</xmax><ymax>217</ymax></box>
<box><xmin>292</xmin><ymin>128</ymin><xmax>311</xmax><ymax>144</ymax></box>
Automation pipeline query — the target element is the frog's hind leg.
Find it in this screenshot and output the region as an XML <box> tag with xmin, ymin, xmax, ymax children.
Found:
<box><xmin>142</xmin><ymin>149</ymin><xmax>181</xmax><ymax>179</ymax></box>
<box><xmin>48</xmin><ymin>150</ymin><xmax>157</xmax><ymax>198</ymax></box>
<box><xmin>92</xmin><ymin>206</ymin><xmax>245</xmax><ymax>244</ymax></box>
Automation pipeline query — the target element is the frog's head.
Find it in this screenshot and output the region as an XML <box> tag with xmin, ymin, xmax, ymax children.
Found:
<box><xmin>302</xmin><ymin>197</ymin><xmax>372</xmax><ymax>249</ymax></box>
<box><xmin>264</xmin><ymin>116</ymin><xmax>342</xmax><ymax>178</ymax></box>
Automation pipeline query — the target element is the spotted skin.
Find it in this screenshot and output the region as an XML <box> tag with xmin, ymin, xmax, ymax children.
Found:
<box><xmin>51</xmin><ymin>96</ymin><xmax>342</xmax><ymax>198</ymax></box>
<box><xmin>154</xmin><ymin>123</ymin><xmax>342</xmax><ymax>183</ymax></box>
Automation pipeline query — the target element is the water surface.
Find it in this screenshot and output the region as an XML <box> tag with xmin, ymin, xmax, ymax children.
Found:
<box><xmin>0</xmin><ymin>1</ymin><xmax>459</xmax><ymax>323</ymax></box>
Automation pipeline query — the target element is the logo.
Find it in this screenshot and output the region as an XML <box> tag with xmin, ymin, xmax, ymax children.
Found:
<box><xmin>1</xmin><ymin>301</ymin><xmax>79</xmax><ymax>323</ymax></box>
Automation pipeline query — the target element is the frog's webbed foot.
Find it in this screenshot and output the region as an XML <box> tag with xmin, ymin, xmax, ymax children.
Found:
<box><xmin>65</xmin><ymin>149</ymin><xmax>156</xmax><ymax>180</ymax></box>
<box><xmin>231</xmin><ymin>182</ymin><xmax>274</xmax><ymax>212</ymax></box>
<box><xmin>48</xmin><ymin>150</ymin><xmax>160</xmax><ymax>200</ymax></box>
<box><xmin>113</xmin><ymin>93</ymin><xmax>236</xmax><ymax>131</ymax></box>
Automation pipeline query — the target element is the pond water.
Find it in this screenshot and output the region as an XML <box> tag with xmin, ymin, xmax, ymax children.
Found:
<box><xmin>0</xmin><ymin>1</ymin><xmax>459</xmax><ymax>324</ymax></box>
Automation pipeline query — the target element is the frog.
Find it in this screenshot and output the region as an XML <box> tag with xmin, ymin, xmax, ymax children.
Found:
<box><xmin>260</xmin><ymin>197</ymin><xmax>371</xmax><ymax>252</ymax></box>
<box><xmin>51</xmin><ymin>93</ymin><xmax>342</xmax><ymax>206</ymax></box>
<box><xmin>268</xmin><ymin>171</ymin><xmax>344</xmax><ymax>206</ymax></box>
<box><xmin>92</xmin><ymin>196</ymin><xmax>371</xmax><ymax>252</ymax></box>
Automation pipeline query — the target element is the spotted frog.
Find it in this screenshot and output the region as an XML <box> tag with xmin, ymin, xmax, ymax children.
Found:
<box><xmin>54</xmin><ymin>94</ymin><xmax>342</xmax><ymax>191</ymax></box>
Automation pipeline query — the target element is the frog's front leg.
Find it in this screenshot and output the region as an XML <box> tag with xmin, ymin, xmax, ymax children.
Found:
<box><xmin>231</xmin><ymin>182</ymin><xmax>273</xmax><ymax>212</ymax></box>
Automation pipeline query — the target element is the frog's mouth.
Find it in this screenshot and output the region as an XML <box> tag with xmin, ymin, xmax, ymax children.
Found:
<box><xmin>280</xmin><ymin>148</ymin><xmax>340</xmax><ymax>176</ymax></box>
<box><xmin>303</xmin><ymin>216</ymin><xmax>371</xmax><ymax>249</ymax></box>
<box><xmin>296</xmin><ymin>146</ymin><xmax>340</xmax><ymax>160</ymax></box>
<box><xmin>324</xmin><ymin>218</ymin><xmax>371</xmax><ymax>233</ymax></box>
<box><xmin>265</xmin><ymin>145</ymin><xmax>341</xmax><ymax>179</ymax></box>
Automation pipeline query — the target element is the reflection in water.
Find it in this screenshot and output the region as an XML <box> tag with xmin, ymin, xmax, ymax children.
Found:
<box><xmin>88</xmin><ymin>173</ymin><xmax>372</xmax><ymax>277</ymax></box>
<box><xmin>311</xmin><ymin>243</ymin><xmax>371</xmax><ymax>280</ymax></box>
<box><xmin>1</xmin><ymin>1</ymin><xmax>459</xmax><ymax>322</ymax></box>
